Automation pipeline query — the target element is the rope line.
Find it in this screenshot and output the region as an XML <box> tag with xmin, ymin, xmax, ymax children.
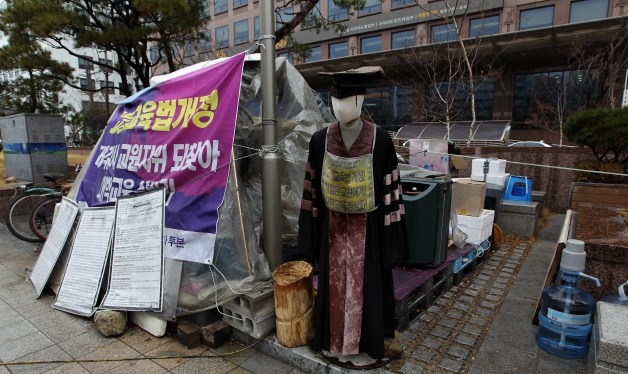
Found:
<box><xmin>173</xmin><ymin>150</ymin><xmax>263</xmax><ymax>191</ymax></box>
<box><xmin>0</xmin><ymin>339</ymin><xmax>262</xmax><ymax>367</ymax></box>
<box><xmin>400</xmin><ymin>146</ymin><xmax>628</xmax><ymax>178</ymax></box>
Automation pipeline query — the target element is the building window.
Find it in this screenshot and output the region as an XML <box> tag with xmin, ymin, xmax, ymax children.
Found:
<box><xmin>329</xmin><ymin>41</ymin><xmax>348</xmax><ymax>59</ymax></box>
<box><xmin>276</xmin><ymin>7</ymin><xmax>293</xmax><ymax>30</ymax></box>
<box><xmin>234</xmin><ymin>20</ymin><xmax>249</xmax><ymax>44</ymax></box>
<box><xmin>519</xmin><ymin>6</ymin><xmax>554</xmax><ymax>31</ymax></box>
<box><xmin>215</xmin><ymin>0</ymin><xmax>227</xmax><ymax>15</ymax></box>
<box><xmin>78</xmin><ymin>56</ymin><xmax>93</xmax><ymax>70</ymax></box>
<box><xmin>569</xmin><ymin>0</ymin><xmax>608</xmax><ymax>23</ymax></box>
<box><xmin>233</xmin><ymin>0</ymin><xmax>247</xmax><ymax>9</ymax></box>
<box><xmin>358</xmin><ymin>0</ymin><xmax>381</xmax><ymax>17</ymax></box>
<box><xmin>277</xmin><ymin>51</ymin><xmax>293</xmax><ymax>64</ymax></box>
<box><xmin>149</xmin><ymin>47</ymin><xmax>161</xmax><ymax>63</ymax></box>
<box><xmin>391</xmin><ymin>0</ymin><xmax>414</xmax><ymax>9</ymax></box>
<box><xmin>328</xmin><ymin>0</ymin><xmax>348</xmax><ymax>22</ymax></box>
<box><xmin>363</xmin><ymin>85</ymin><xmax>414</xmax><ymax>131</ymax></box>
<box><xmin>305</xmin><ymin>46</ymin><xmax>321</xmax><ymax>63</ymax></box>
<box><xmin>80</xmin><ymin>78</ymin><xmax>90</xmax><ymax>89</ymax></box>
<box><xmin>254</xmin><ymin>16</ymin><xmax>260</xmax><ymax>40</ymax></box>
<box><xmin>184</xmin><ymin>41</ymin><xmax>195</xmax><ymax>56</ymax></box>
<box><xmin>215</xmin><ymin>25</ymin><xmax>229</xmax><ymax>49</ymax></box>
<box><xmin>99</xmin><ymin>80</ymin><xmax>113</xmax><ymax>89</ymax></box>
<box><xmin>512</xmin><ymin>70</ymin><xmax>599</xmax><ymax>124</ymax></box>
<box><xmin>470</xmin><ymin>15</ymin><xmax>499</xmax><ymax>38</ymax></box>
<box><xmin>429</xmin><ymin>78</ymin><xmax>495</xmax><ymax>122</ymax></box>
<box><xmin>360</xmin><ymin>35</ymin><xmax>382</xmax><ymax>54</ymax></box>
<box><xmin>391</xmin><ymin>30</ymin><xmax>415</xmax><ymax>49</ymax></box>
<box><xmin>431</xmin><ymin>23</ymin><xmax>457</xmax><ymax>43</ymax></box>
<box><xmin>98</xmin><ymin>57</ymin><xmax>113</xmax><ymax>66</ymax></box>
<box><xmin>302</xmin><ymin>3</ymin><xmax>320</xmax><ymax>29</ymax></box>
<box><xmin>199</xmin><ymin>30</ymin><xmax>212</xmax><ymax>53</ymax></box>
<box><xmin>201</xmin><ymin>1</ymin><xmax>210</xmax><ymax>17</ymax></box>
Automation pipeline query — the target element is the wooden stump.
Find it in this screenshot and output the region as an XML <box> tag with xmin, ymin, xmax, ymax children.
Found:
<box><xmin>272</xmin><ymin>261</ymin><xmax>314</xmax><ymax>348</ymax></box>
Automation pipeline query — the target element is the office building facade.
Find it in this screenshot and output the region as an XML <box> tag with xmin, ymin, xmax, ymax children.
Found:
<box><xmin>196</xmin><ymin>0</ymin><xmax>627</xmax><ymax>140</ymax></box>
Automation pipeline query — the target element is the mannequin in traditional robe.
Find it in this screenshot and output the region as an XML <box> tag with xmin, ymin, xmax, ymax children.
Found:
<box><xmin>298</xmin><ymin>67</ymin><xmax>408</xmax><ymax>365</ymax></box>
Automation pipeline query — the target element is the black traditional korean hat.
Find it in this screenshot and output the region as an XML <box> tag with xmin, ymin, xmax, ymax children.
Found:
<box><xmin>319</xmin><ymin>66</ymin><xmax>384</xmax><ymax>99</ymax></box>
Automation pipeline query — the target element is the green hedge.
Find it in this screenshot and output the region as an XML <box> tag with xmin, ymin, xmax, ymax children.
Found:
<box><xmin>563</xmin><ymin>107</ymin><xmax>628</xmax><ymax>165</ymax></box>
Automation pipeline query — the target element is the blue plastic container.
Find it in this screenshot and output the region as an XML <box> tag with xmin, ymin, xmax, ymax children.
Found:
<box><xmin>536</xmin><ymin>239</ymin><xmax>599</xmax><ymax>358</ymax></box>
<box><xmin>503</xmin><ymin>175</ymin><xmax>532</xmax><ymax>202</ymax></box>
<box><xmin>536</xmin><ymin>270</ymin><xmax>596</xmax><ymax>358</ymax></box>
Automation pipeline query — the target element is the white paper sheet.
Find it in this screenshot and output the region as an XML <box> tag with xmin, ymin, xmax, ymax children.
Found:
<box><xmin>102</xmin><ymin>189</ymin><xmax>165</xmax><ymax>311</ymax></box>
<box><xmin>52</xmin><ymin>207</ymin><xmax>115</xmax><ymax>316</ymax></box>
<box><xmin>30</xmin><ymin>197</ymin><xmax>80</xmax><ymax>298</ymax></box>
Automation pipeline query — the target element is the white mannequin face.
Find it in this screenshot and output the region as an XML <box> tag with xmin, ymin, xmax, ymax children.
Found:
<box><xmin>332</xmin><ymin>95</ymin><xmax>365</xmax><ymax>126</ymax></box>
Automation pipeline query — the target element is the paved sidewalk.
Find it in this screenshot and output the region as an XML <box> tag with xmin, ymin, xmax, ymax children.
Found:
<box><xmin>0</xmin><ymin>213</ymin><xmax>588</xmax><ymax>373</ymax></box>
<box><xmin>0</xmin><ymin>226</ymin><xmax>300</xmax><ymax>374</ymax></box>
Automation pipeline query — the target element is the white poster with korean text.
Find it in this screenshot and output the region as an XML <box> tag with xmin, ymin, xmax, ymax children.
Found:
<box><xmin>30</xmin><ymin>197</ymin><xmax>79</xmax><ymax>298</ymax></box>
<box><xmin>52</xmin><ymin>206</ymin><xmax>115</xmax><ymax>316</ymax></box>
<box><xmin>101</xmin><ymin>189</ymin><xmax>165</xmax><ymax>311</ymax></box>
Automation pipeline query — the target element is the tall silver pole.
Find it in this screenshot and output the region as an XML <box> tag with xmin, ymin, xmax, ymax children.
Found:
<box><xmin>260</xmin><ymin>0</ymin><xmax>283</xmax><ymax>271</ymax></box>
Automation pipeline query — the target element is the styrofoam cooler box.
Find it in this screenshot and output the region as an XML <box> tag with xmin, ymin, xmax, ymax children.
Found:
<box><xmin>471</xmin><ymin>158</ymin><xmax>506</xmax><ymax>176</ymax></box>
<box><xmin>471</xmin><ymin>173</ymin><xmax>510</xmax><ymax>187</ymax></box>
<box><xmin>456</xmin><ymin>209</ymin><xmax>495</xmax><ymax>244</ymax></box>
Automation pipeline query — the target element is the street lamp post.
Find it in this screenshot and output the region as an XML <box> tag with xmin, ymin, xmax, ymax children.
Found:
<box><xmin>260</xmin><ymin>0</ymin><xmax>283</xmax><ymax>271</ymax></box>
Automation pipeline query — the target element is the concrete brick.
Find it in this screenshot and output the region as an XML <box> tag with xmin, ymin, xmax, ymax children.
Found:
<box><xmin>231</xmin><ymin>289</ymin><xmax>275</xmax><ymax>317</ymax></box>
<box><xmin>439</xmin><ymin>357</ymin><xmax>463</xmax><ymax>372</ymax></box>
<box><xmin>200</xmin><ymin>320</ymin><xmax>231</xmax><ymax>349</ymax></box>
<box><xmin>448</xmin><ymin>344</ymin><xmax>470</xmax><ymax>359</ymax></box>
<box><xmin>475</xmin><ymin>308</ymin><xmax>493</xmax><ymax>317</ymax></box>
<box><xmin>412</xmin><ymin>347</ymin><xmax>435</xmax><ymax>362</ymax></box>
<box><xmin>463</xmin><ymin>324</ymin><xmax>483</xmax><ymax>336</ymax></box>
<box><xmin>400</xmin><ymin>362</ymin><xmax>424</xmax><ymax>374</ymax></box>
<box><xmin>469</xmin><ymin>316</ymin><xmax>489</xmax><ymax>326</ymax></box>
<box><xmin>446</xmin><ymin>310</ymin><xmax>464</xmax><ymax>320</ymax></box>
<box><xmin>496</xmin><ymin>201</ymin><xmax>538</xmax><ymax>236</ymax></box>
<box><xmin>455</xmin><ymin>333</ymin><xmax>478</xmax><ymax>347</ymax></box>
<box><xmin>481</xmin><ymin>301</ymin><xmax>497</xmax><ymax>309</ymax></box>
<box><xmin>430</xmin><ymin>325</ymin><xmax>451</xmax><ymax>339</ymax></box>
<box><xmin>438</xmin><ymin>318</ymin><xmax>457</xmax><ymax>329</ymax></box>
<box><xmin>221</xmin><ymin>304</ymin><xmax>275</xmax><ymax>339</ymax></box>
<box><xmin>177</xmin><ymin>322</ymin><xmax>201</xmax><ymax>349</ymax></box>
<box><xmin>595</xmin><ymin>302</ymin><xmax>628</xmax><ymax>368</ymax></box>
<box><xmin>421</xmin><ymin>336</ymin><xmax>442</xmax><ymax>350</ymax></box>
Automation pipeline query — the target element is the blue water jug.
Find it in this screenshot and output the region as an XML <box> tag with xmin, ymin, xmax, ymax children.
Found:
<box><xmin>536</xmin><ymin>239</ymin><xmax>600</xmax><ymax>358</ymax></box>
<box><xmin>503</xmin><ymin>175</ymin><xmax>532</xmax><ymax>202</ymax></box>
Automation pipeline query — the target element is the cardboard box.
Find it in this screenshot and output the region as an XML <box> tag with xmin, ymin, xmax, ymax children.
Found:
<box><xmin>452</xmin><ymin>178</ymin><xmax>486</xmax><ymax>217</ymax></box>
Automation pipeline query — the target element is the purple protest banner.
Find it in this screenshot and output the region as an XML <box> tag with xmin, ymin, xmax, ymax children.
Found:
<box><xmin>77</xmin><ymin>53</ymin><xmax>246</xmax><ymax>263</ymax></box>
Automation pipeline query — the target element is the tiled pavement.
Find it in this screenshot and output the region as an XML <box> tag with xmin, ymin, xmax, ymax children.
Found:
<box><xmin>1</xmin><ymin>213</ymin><xmax>589</xmax><ymax>373</ymax></box>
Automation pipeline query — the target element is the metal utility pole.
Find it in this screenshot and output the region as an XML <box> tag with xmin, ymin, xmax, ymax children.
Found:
<box><xmin>260</xmin><ymin>0</ymin><xmax>283</xmax><ymax>271</ymax></box>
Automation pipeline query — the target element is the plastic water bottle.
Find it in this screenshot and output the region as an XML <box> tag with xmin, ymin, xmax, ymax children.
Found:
<box><xmin>601</xmin><ymin>281</ymin><xmax>628</xmax><ymax>307</ymax></box>
<box><xmin>536</xmin><ymin>239</ymin><xmax>600</xmax><ymax>358</ymax></box>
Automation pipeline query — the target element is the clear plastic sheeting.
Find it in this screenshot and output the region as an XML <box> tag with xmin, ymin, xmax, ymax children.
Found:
<box><xmin>175</xmin><ymin>57</ymin><xmax>330</xmax><ymax>316</ymax></box>
<box><xmin>67</xmin><ymin>57</ymin><xmax>331</xmax><ymax>320</ymax></box>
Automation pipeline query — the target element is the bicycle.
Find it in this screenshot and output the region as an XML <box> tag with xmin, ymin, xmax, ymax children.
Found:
<box><xmin>4</xmin><ymin>173</ymin><xmax>72</xmax><ymax>242</ymax></box>
<box><xmin>28</xmin><ymin>187</ymin><xmax>69</xmax><ymax>241</ymax></box>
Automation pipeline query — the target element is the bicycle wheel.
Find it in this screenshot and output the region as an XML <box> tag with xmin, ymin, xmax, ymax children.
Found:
<box><xmin>29</xmin><ymin>196</ymin><xmax>63</xmax><ymax>241</ymax></box>
<box><xmin>5</xmin><ymin>193</ymin><xmax>48</xmax><ymax>242</ymax></box>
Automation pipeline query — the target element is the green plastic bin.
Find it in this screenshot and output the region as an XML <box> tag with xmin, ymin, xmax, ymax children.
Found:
<box><xmin>401</xmin><ymin>175</ymin><xmax>452</xmax><ymax>266</ymax></box>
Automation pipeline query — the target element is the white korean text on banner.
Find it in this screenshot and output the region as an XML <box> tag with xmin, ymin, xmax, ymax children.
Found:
<box><xmin>76</xmin><ymin>54</ymin><xmax>246</xmax><ymax>264</ymax></box>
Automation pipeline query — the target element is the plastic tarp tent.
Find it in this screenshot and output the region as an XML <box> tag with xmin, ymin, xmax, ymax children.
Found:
<box><xmin>68</xmin><ymin>56</ymin><xmax>332</xmax><ymax>319</ymax></box>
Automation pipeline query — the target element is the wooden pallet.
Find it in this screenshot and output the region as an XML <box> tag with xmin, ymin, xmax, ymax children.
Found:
<box><xmin>394</xmin><ymin>263</ymin><xmax>453</xmax><ymax>330</ymax></box>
